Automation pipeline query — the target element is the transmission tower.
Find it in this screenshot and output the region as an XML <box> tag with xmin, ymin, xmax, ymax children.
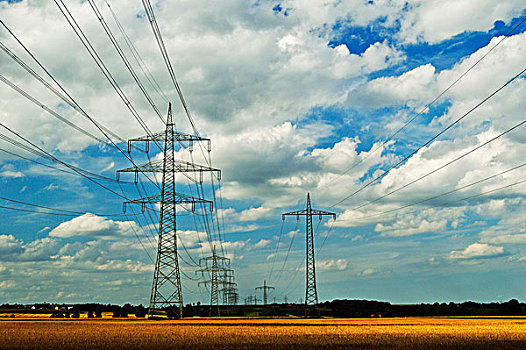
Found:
<box><xmin>118</xmin><ymin>103</ymin><xmax>220</xmax><ymax>319</ymax></box>
<box><xmin>196</xmin><ymin>246</ymin><xmax>234</xmax><ymax>316</ymax></box>
<box><xmin>219</xmin><ymin>270</ymin><xmax>239</xmax><ymax>306</ymax></box>
<box><xmin>255</xmin><ymin>280</ymin><xmax>274</xmax><ymax>305</ymax></box>
<box><xmin>282</xmin><ymin>193</ymin><xmax>335</xmax><ymax>308</ymax></box>
<box><xmin>244</xmin><ymin>295</ymin><xmax>260</xmax><ymax>305</ymax></box>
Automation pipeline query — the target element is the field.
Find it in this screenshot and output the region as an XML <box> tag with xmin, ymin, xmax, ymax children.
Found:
<box><xmin>1</xmin><ymin>317</ymin><xmax>526</xmax><ymax>349</ymax></box>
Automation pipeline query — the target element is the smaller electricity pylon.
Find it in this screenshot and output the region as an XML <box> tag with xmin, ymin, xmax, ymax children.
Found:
<box><xmin>244</xmin><ymin>295</ymin><xmax>260</xmax><ymax>305</ymax></box>
<box><xmin>282</xmin><ymin>193</ymin><xmax>335</xmax><ymax>313</ymax></box>
<box><xmin>255</xmin><ymin>280</ymin><xmax>274</xmax><ymax>305</ymax></box>
<box><xmin>196</xmin><ymin>246</ymin><xmax>233</xmax><ymax>316</ymax></box>
<box><xmin>219</xmin><ymin>270</ymin><xmax>239</xmax><ymax>305</ymax></box>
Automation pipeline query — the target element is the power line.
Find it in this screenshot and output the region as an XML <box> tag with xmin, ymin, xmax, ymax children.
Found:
<box><xmin>0</xmin><ymin>204</ymin><xmax>83</xmax><ymax>217</ymax></box>
<box><xmin>273</xmin><ymin>219</ymin><xmax>300</xmax><ymax>286</ymax></box>
<box><xmin>0</xmin><ymin>132</ymin><xmax>132</xmax><ymax>185</ymax></box>
<box><xmin>140</xmin><ymin>0</ymin><xmax>214</xmax><ymax>170</ymax></box>
<box><xmin>0</xmin><ymin>195</ymin><xmax>123</xmax><ymax>217</ymax></box>
<box><xmin>53</xmin><ymin>0</ymin><xmax>163</xmax><ymax>152</ymax></box>
<box><xmin>0</xmin><ymin>21</ymin><xmax>161</xmax><ymax>189</ymax></box>
<box><xmin>351</xmin><ymin>119</ymin><xmax>525</xmax><ymax>212</ymax></box>
<box><xmin>316</xmin><ymin>163</ymin><xmax>526</xmax><ymax>256</ymax></box>
<box><xmin>0</xmin><ymin>31</ymin><xmax>131</xmax><ymax>150</ymax></box>
<box><xmin>140</xmin><ymin>0</ymin><xmax>197</xmax><ymax>134</ymax></box>
<box><xmin>330</xmin><ymin>64</ymin><xmax>526</xmax><ymax>208</ymax></box>
<box><xmin>86</xmin><ymin>0</ymin><xmax>165</xmax><ymax>124</ymax></box>
<box><xmin>317</xmin><ymin>123</ymin><xmax>525</xmax><ymax>254</ymax></box>
<box><xmin>267</xmin><ymin>220</ymin><xmax>285</xmax><ymax>282</ymax></box>
<box><xmin>0</xmin><ymin>74</ymin><xmax>112</xmax><ymax>147</ymax></box>
<box><xmin>103</xmin><ymin>0</ymin><xmax>169</xmax><ymax>103</ymax></box>
<box><xmin>0</xmin><ymin>120</ymin><xmax>129</xmax><ymax>200</ymax></box>
<box><xmin>317</xmin><ymin>15</ymin><xmax>526</xmax><ymax>193</ymax></box>
<box><xmin>338</xmin><ymin>162</ymin><xmax>526</xmax><ymax>224</ymax></box>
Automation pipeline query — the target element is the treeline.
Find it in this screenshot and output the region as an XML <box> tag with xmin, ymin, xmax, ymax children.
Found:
<box><xmin>2</xmin><ymin>299</ymin><xmax>525</xmax><ymax>318</ymax></box>
<box><xmin>0</xmin><ymin>303</ymin><xmax>147</xmax><ymax>318</ymax></box>
<box><xmin>318</xmin><ymin>299</ymin><xmax>526</xmax><ymax>317</ymax></box>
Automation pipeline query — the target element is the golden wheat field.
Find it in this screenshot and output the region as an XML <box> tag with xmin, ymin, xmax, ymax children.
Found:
<box><xmin>1</xmin><ymin>317</ymin><xmax>526</xmax><ymax>349</ymax></box>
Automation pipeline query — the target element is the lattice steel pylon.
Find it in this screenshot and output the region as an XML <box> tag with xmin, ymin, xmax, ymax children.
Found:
<box><xmin>282</xmin><ymin>193</ymin><xmax>335</xmax><ymax>308</ymax></box>
<box><xmin>196</xmin><ymin>246</ymin><xmax>234</xmax><ymax>316</ymax></box>
<box><xmin>220</xmin><ymin>271</ymin><xmax>238</xmax><ymax>306</ymax></box>
<box><xmin>118</xmin><ymin>103</ymin><xmax>220</xmax><ymax>319</ymax></box>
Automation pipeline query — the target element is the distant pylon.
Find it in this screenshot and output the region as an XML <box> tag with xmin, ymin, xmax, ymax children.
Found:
<box><xmin>282</xmin><ymin>193</ymin><xmax>335</xmax><ymax>307</ymax></box>
<box><xmin>219</xmin><ymin>270</ymin><xmax>239</xmax><ymax>306</ymax></box>
<box><xmin>255</xmin><ymin>280</ymin><xmax>274</xmax><ymax>305</ymax></box>
<box><xmin>196</xmin><ymin>246</ymin><xmax>234</xmax><ymax>316</ymax></box>
<box><xmin>118</xmin><ymin>103</ymin><xmax>220</xmax><ymax>319</ymax></box>
<box><xmin>244</xmin><ymin>295</ymin><xmax>260</xmax><ymax>305</ymax></box>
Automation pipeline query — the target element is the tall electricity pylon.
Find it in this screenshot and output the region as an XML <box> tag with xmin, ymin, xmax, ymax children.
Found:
<box><xmin>196</xmin><ymin>246</ymin><xmax>234</xmax><ymax>316</ymax></box>
<box><xmin>255</xmin><ymin>280</ymin><xmax>274</xmax><ymax>305</ymax></box>
<box><xmin>118</xmin><ymin>103</ymin><xmax>220</xmax><ymax>319</ymax></box>
<box><xmin>282</xmin><ymin>193</ymin><xmax>335</xmax><ymax>307</ymax></box>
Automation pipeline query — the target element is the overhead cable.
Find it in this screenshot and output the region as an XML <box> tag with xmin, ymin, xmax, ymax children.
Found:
<box><xmin>331</xmin><ymin>64</ymin><xmax>526</xmax><ymax>208</ymax></box>
<box><xmin>317</xmin><ymin>15</ymin><xmax>526</xmax><ymax>192</ymax></box>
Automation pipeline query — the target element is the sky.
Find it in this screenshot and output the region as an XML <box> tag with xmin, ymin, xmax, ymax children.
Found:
<box><xmin>0</xmin><ymin>0</ymin><xmax>525</xmax><ymax>306</ymax></box>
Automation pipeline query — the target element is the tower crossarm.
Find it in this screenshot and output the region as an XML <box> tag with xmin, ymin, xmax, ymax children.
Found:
<box><xmin>199</xmin><ymin>255</ymin><xmax>230</xmax><ymax>266</ymax></box>
<box><xmin>199</xmin><ymin>279</ymin><xmax>236</xmax><ymax>286</ymax></box>
<box><xmin>123</xmin><ymin>191</ymin><xmax>213</xmax><ymax>212</ymax></box>
<box><xmin>220</xmin><ymin>281</ymin><xmax>237</xmax><ymax>287</ymax></box>
<box><xmin>127</xmin><ymin>131</ymin><xmax>211</xmax><ymax>153</ymax></box>
<box><xmin>198</xmin><ymin>278</ymin><xmax>234</xmax><ymax>287</ymax></box>
<box><xmin>282</xmin><ymin>209</ymin><xmax>336</xmax><ymax>220</ymax></box>
<box><xmin>117</xmin><ymin>159</ymin><xmax>221</xmax><ymax>181</ymax></box>
<box><xmin>196</xmin><ymin>267</ymin><xmax>233</xmax><ymax>275</ymax></box>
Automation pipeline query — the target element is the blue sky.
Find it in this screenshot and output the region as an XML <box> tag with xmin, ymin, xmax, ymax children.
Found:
<box><xmin>0</xmin><ymin>0</ymin><xmax>525</xmax><ymax>306</ymax></box>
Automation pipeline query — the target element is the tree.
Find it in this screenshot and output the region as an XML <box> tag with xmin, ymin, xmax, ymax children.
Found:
<box><xmin>112</xmin><ymin>307</ymin><xmax>122</xmax><ymax>318</ymax></box>
<box><xmin>135</xmin><ymin>305</ymin><xmax>147</xmax><ymax>318</ymax></box>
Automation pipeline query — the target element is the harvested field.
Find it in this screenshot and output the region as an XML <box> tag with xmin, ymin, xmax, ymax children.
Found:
<box><xmin>1</xmin><ymin>317</ymin><xmax>526</xmax><ymax>349</ymax></box>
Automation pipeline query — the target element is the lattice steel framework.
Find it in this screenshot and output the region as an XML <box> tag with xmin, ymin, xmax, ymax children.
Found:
<box><xmin>282</xmin><ymin>193</ymin><xmax>335</xmax><ymax>306</ymax></box>
<box><xmin>196</xmin><ymin>247</ymin><xmax>235</xmax><ymax>316</ymax></box>
<box><xmin>220</xmin><ymin>272</ymin><xmax>239</xmax><ymax>306</ymax></box>
<box><xmin>118</xmin><ymin>103</ymin><xmax>220</xmax><ymax>319</ymax></box>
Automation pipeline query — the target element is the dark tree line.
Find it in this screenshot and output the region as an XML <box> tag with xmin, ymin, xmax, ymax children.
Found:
<box><xmin>2</xmin><ymin>299</ymin><xmax>525</xmax><ymax>318</ymax></box>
